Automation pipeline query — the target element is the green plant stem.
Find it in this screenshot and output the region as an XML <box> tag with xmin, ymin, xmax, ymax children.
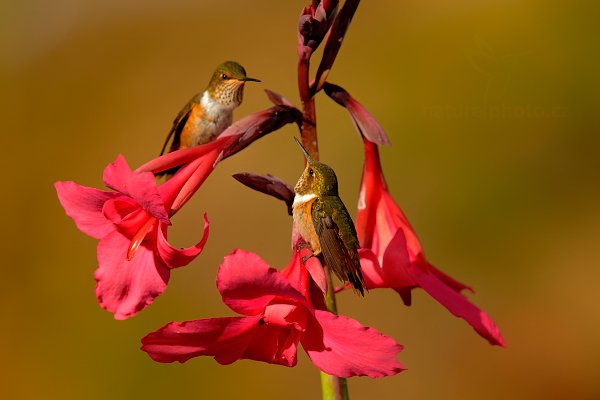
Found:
<box><xmin>319</xmin><ymin>266</ymin><xmax>349</xmax><ymax>400</ymax></box>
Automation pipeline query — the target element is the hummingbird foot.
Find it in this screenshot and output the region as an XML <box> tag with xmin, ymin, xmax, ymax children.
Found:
<box><xmin>295</xmin><ymin>241</ymin><xmax>312</xmax><ymax>251</ymax></box>
<box><xmin>296</xmin><ymin>241</ymin><xmax>316</xmax><ymax>264</ymax></box>
<box><xmin>301</xmin><ymin>253</ymin><xmax>316</xmax><ymax>264</ymax></box>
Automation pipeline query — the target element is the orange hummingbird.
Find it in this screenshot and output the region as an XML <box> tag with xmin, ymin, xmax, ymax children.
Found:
<box><xmin>158</xmin><ymin>61</ymin><xmax>260</xmax><ymax>174</ymax></box>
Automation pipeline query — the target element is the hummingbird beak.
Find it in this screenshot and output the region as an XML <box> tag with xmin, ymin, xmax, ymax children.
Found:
<box><xmin>242</xmin><ymin>77</ymin><xmax>261</xmax><ymax>82</ymax></box>
<box><xmin>294</xmin><ymin>137</ymin><xmax>314</xmax><ymax>163</ymax></box>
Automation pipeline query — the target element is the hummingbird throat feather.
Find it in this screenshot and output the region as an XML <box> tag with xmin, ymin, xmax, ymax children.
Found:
<box><xmin>293</xmin><ymin>193</ymin><xmax>317</xmax><ymax>207</ymax></box>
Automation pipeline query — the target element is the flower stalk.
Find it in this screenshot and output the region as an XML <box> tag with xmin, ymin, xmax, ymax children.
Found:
<box><xmin>299</xmin><ymin>33</ymin><xmax>349</xmax><ymax>400</ymax></box>
<box><xmin>320</xmin><ymin>267</ymin><xmax>349</xmax><ymax>400</ymax></box>
<box><xmin>300</xmin><ymin>60</ymin><xmax>349</xmax><ymax>400</ymax></box>
<box><xmin>296</xmin><ymin>1</ymin><xmax>366</xmax><ymax>398</ymax></box>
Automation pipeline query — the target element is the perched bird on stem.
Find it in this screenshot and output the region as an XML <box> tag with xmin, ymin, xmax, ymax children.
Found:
<box><xmin>292</xmin><ymin>137</ymin><xmax>367</xmax><ymax>295</ymax></box>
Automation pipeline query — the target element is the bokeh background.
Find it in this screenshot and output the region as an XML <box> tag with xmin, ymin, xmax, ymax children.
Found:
<box><xmin>2</xmin><ymin>0</ymin><xmax>599</xmax><ymax>399</ymax></box>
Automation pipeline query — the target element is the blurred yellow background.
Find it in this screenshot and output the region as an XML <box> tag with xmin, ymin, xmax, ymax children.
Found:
<box><xmin>2</xmin><ymin>0</ymin><xmax>599</xmax><ymax>399</ymax></box>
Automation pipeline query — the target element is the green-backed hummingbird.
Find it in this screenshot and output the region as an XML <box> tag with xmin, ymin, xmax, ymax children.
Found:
<box><xmin>292</xmin><ymin>138</ymin><xmax>367</xmax><ymax>295</ymax></box>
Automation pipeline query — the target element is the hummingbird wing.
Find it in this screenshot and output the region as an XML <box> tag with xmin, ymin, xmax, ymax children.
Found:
<box><xmin>159</xmin><ymin>94</ymin><xmax>199</xmax><ymax>156</ymax></box>
<box><xmin>313</xmin><ymin>197</ymin><xmax>366</xmax><ymax>296</ymax></box>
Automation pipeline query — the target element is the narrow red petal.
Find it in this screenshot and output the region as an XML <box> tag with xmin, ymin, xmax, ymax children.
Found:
<box><xmin>427</xmin><ymin>261</ymin><xmax>473</xmax><ymax>293</ymax></box>
<box><xmin>169</xmin><ymin>150</ymin><xmax>221</xmax><ymax>212</ymax></box>
<box><xmin>127</xmin><ymin>217</ymin><xmax>156</xmax><ymax>261</ymax></box>
<box><xmin>156</xmin><ymin>213</ymin><xmax>210</xmax><ymax>268</ymax></box>
<box><xmin>136</xmin><ymin>139</ymin><xmax>227</xmax><ymax>174</ymax></box>
<box><xmin>304</xmin><ymin>252</ymin><xmax>328</xmax><ymax>295</ymax></box>
<box><xmin>411</xmin><ymin>266</ymin><xmax>506</xmax><ymax>347</ymax></box>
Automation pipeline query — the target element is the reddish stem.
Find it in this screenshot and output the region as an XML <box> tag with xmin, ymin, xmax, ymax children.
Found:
<box><xmin>297</xmin><ymin>47</ymin><xmax>319</xmax><ymax>161</ymax></box>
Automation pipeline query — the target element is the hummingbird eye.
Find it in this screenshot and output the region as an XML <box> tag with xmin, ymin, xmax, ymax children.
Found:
<box><xmin>221</xmin><ymin>73</ymin><xmax>229</xmax><ymax>80</ymax></box>
<box><xmin>308</xmin><ymin>168</ymin><xmax>314</xmax><ymax>177</ymax></box>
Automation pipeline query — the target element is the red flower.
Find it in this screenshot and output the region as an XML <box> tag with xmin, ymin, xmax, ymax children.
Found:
<box><xmin>55</xmin><ymin>155</ymin><xmax>210</xmax><ymax>320</ymax></box>
<box><xmin>356</xmin><ymin>139</ymin><xmax>506</xmax><ymax>347</ymax></box>
<box><xmin>141</xmin><ymin>248</ymin><xmax>405</xmax><ymax>378</ymax></box>
<box><xmin>55</xmin><ymin>104</ymin><xmax>301</xmax><ymax>319</ymax></box>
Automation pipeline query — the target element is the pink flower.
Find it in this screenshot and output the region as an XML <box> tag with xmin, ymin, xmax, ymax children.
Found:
<box><xmin>55</xmin><ymin>104</ymin><xmax>301</xmax><ymax>319</ymax></box>
<box><xmin>55</xmin><ymin>155</ymin><xmax>209</xmax><ymax>320</ymax></box>
<box><xmin>141</xmin><ymin>248</ymin><xmax>405</xmax><ymax>378</ymax></box>
<box><xmin>356</xmin><ymin>139</ymin><xmax>506</xmax><ymax>347</ymax></box>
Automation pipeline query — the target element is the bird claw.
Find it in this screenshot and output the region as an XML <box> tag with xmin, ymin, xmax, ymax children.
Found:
<box><xmin>296</xmin><ymin>242</ymin><xmax>315</xmax><ymax>265</ymax></box>
<box><xmin>295</xmin><ymin>241</ymin><xmax>312</xmax><ymax>251</ymax></box>
<box><xmin>301</xmin><ymin>253</ymin><xmax>315</xmax><ymax>264</ymax></box>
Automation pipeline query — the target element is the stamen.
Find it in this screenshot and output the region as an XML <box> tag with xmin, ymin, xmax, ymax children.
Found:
<box><xmin>127</xmin><ymin>217</ymin><xmax>156</xmax><ymax>261</ymax></box>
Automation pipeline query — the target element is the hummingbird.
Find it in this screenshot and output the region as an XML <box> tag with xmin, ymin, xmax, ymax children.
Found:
<box><xmin>158</xmin><ymin>61</ymin><xmax>260</xmax><ymax>174</ymax></box>
<box><xmin>292</xmin><ymin>137</ymin><xmax>367</xmax><ymax>295</ymax></box>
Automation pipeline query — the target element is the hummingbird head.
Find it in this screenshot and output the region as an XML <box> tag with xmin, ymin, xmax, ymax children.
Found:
<box><xmin>293</xmin><ymin>137</ymin><xmax>339</xmax><ymax>197</ymax></box>
<box><xmin>207</xmin><ymin>61</ymin><xmax>260</xmax><ymax>107</ymax></box>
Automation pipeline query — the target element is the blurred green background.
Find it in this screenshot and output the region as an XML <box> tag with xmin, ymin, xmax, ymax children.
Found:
<box><xmin>2</xmin><ymin>0</ymin><xmax>599</xmax><ymax>399</ymax></box>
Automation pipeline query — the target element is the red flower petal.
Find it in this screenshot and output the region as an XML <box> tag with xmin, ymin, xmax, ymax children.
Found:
<box><xmin>427</xmin><ymin>261</ymin><xmax>473</xmax><ymax>294</ymax></box>
<box><xmin>304</xmin><ymin>252</ymin><xmax>328</xmax><ymax>295</ymax></box>
<box><xmin>381</xmin><ymin>230</ymin><xmax>418</xmax><ymax>288</ymax></box>
<box><xmin>156</xmin><ymin>213</ymin><xmax>210</xmax><ymax>268</ymax></box>
<box><xmin>410</xmin><ymin>265</ymin><xmax>506</xmax><ymax>347</ymax></box>
<box><xmin>95</xmin><ymin>230</ymin><xmax>170</xmax><ymax>320</ymax></box>
<box><xmin>244</xmin><ymin>318</ymin><xmax>300</xmax><ymax>367</ymax></box>
<box><xmin>302</xmin><ymin>310</ymin><xmax>405</xmax><ymax>378</ymax></box>
<box><xmin>55</xmin><ymin>181</ymin><xmax>120</xmax><ymax>239</ymax></box>
<box><xmin>101</xmin><ymin>199</ymin><xmax>148</xmax><ymax>237</ymax></box>
<box><xmin>102</xmin><ymin>155</ymin><xmax>169</xmax><ymax>225</ymax></box>
<box><xmin>217</xmin><ymin>250</ymin><xmax>305</xmax><ymax>316</ymax></box>
<box><xmin>282</xmin><ymin>247</ymin><xmax>328</xmax><ymax>298</ymax></box>
<box><xmin>101</xmin><ymin>197</ymin><xmax>138</xmax><ymax>225</ymax></box>
<box><xmin>137</xmin><ymin>138</ymin><xmax>228</xmax><ymax>175</ymax></box>
<box><xmin>141</xmin><ymin>315</ymin><xmax>301</xmax><ymax>367</ymax></box>
<box><xmin>168</xmin><ymin>151</ymin><xmax>221</xmax><ymax>212</ymax></box>
<box><xmin>264</xmin><ymin>303</ymin><xmax>306</xmax><ymax>330</ymax></box>
<box><xmin>141</xmin><ymin>316</ymin><xmax>259</xmax><ymax>364</ymax></box>
<box><xmin>358</xmin><ymin>248</ymin><xmax>386</xmax><ymax>289</ymax></box>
